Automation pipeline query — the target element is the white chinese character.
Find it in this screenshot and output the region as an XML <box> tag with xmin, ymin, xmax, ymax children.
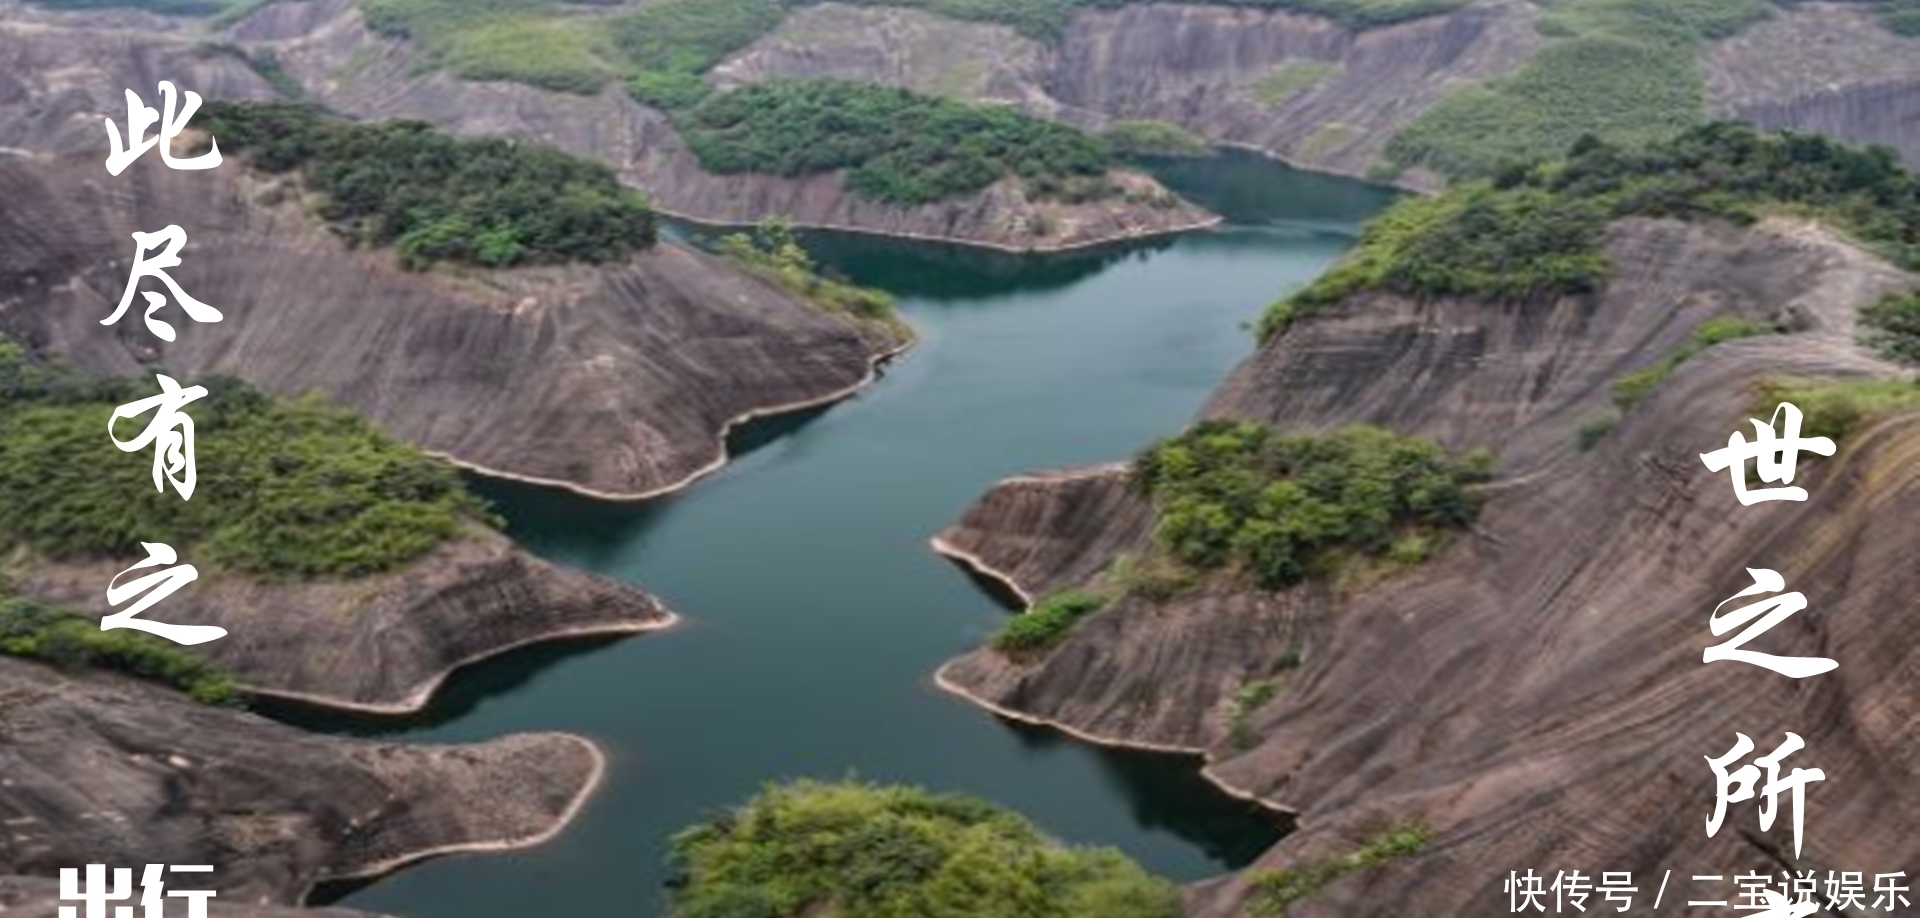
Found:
<box><xmin>58</xmin><ymin>865</ymin><xmax>130</xmax><ymax>918</ymax></box>
<box><xmin>163</xmin><ymin>865</ymin><xmax>217</xmax><ymax>918</ymax></box>
<box><xmin>110</xmin><ymin>374</ymin><xmax>208</xmax><ymax>501</ymax></box>
<box><xmin>1874</xmin><ymin>872</ymin><xmax>1912</xmax><ymax>911</ymax></box>
<box><xmin>105</xmin><ymin>82</ymin><xmax>221</xmax><ymax>176</ymax></box>
<box><xmin>1699</xmin><ymin>402</ymin><xmax>1835</xmax><ymax>505</ymax></box>
<box><xmin>1553</xmin><ymin>870</ymin><xmax>1591</xmax><ymax>912</ymax></box>
<box><xmin>104</xmin><ymin>226</ymin><xmax>222</xmax><ymax>341</ymax></box>
<box><xmin>1690</xmin><ymin>872</ymin><xmax>1730</xmax><ymax>908</ymax></box>
<box><xmin>1781</xmin><ymin>870</ymin><xmax>1820</xmax><ymax>906</ymax></box>
<box><xmin>1597</xmin><ymin>872</ymin><xmax>1636</xmax><ymax>912</ymax></box>
<box><xmin>105</xmin><ymin>542</ymin><xmax>225</xmax><ymax>645</ymax></box>
<box><xmin>1507</xmin><ymin>869</ymin><xmax>1549</xmax><ymax>912</ymax></box>
<box><xmin>1826</xmin><ymin>872</ymin><xmax>1868</xmax><ymax>911</ymax></box>
<box><xmin>1736</xmin><ymin>872</ymin><xmax>1776</xmax><ymax>910</ymax></box>
<box><xmin>1705</xmin><ymin>733</ymin><xmax>1825</xmax><ymax>858</ymax></box>
<box><xmin>1706</xmin><ymin>569</ymin><xmax>1838</xmax><ymax>678</ymax></box>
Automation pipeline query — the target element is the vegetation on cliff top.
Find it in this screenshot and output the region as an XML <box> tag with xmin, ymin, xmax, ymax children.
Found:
<box><xmin>1249</xmin><ymin>824</ymin><xmax>1431</xmax><ymax>915</ymax></box>
<box><xmin>990</xmin><ymin>590</ymin><xmax>1108</xmax><ymax>656</ymax></box>
<box><xmin>1757</xmin><ymin>377</ymin><xmax>1920</xmax><ymax>442</ymax></box>
<box><xmin>679</xmin><ymin>80</ymin><xmax>1117</xmax><ymax>206</ymax></box>
<box><xmin>1861</xmin><ymin>291</ymin><xmax>1920</xmax><ymax>365</ymax></box>
<box><xmin>1131</xmin><ymin>423</ymin><xmax>1490</xmax><ymax>590</ymax></box>
<box><xmin>196</xmin><ymin>101</ymin><xmax>657</xmax><ymax>270</ymax></box>
<box><xmin>715</xmin><ymin>220</ymin><xmax>907</xmax><ymax>335</ymax></box>
<box><xmin>359</xmin><ymin>0</ymin><xmax>619</xmax><ymax>93</ymax></box>
<box><xmin>352</xmin><ymin>0</ymin><xmax>1475</xmax><ymax>106</ymax></box>
<box><xmin>0</xmin><ymin>597</ymin><xmax>239</xmax><ymax>704</ymax></box>
<box><xmin>616</xmin><ymin>0</ymin><xmax>791</xmax><ymax>108</ymax></box>
<box><xmin>1264</xmin><ymin>124</ymin><xmax>1920</xmax><ymax>341</ymax></box>
<box><xmin>1384</xmin><ymin>0</ymin><xmax>1773</xmax><ymax>178</ymax></box>
<box><xmin>340</xmin><ymin>0</ymin><xmax>1920</xmax><ymax>180</ymax></box>
<box><xmin>0</xmin><ymin>341</ymin><xmax>489</xmax><ymax>578</ymax></box>
<box><xmin>667</xmin><ymin>779</ymin><xmax>1181</xmax><ymax>918</ymax></box>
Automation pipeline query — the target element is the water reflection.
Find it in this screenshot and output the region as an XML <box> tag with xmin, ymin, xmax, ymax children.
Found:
<box><xmin>318</xmin><ymin>154</ymin><xmax>1387</xmax><ymax>918</ymax></box>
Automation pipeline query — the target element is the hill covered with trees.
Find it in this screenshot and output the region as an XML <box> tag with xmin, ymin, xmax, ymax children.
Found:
<box><xmin>667</xmin><ymin>780</ymin><xmax>1181</xmax><ymax>918</ymax></box>
<box><xmin>199</xmin><ymin>101</ymin><xmax>657</xmax><ymax>269</ymax></box>
<box><xmin>1265</xmin><ymin>123</ymin><xmax>1920</xmax><ymax>340</ymax></box>
<box><xmin>679</xmin><ymin>80</ymin><xmax>1116</xmax><ymax>206</ymax></box>
<box><xmin>0</xmin><ymin>340</ymin><xmax>489</xmax><ymax>578</ymax></box>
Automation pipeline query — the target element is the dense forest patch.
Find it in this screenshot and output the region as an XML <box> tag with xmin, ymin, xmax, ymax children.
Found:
<box><xmin>0</xmin><ymin>341</ymin><xmax>489</xmax><ymax>578</ymax></box>
<box><xmin>667</xmin><ymin>779</ymin><xmax>1182</xmax><ymax>918</ymax></box>
<box><xmin>198</xmin><ymin>101</ymin><xmax>657</xmax><ymax>269</ymax></box>
<box><xmin>0</xmin><ymin>597</ymin><xmax>239</xmax><ymax>704</ymax></box>
<box><xmin>1265</xmin><ymin>124</ymin><xmax>1920</xmax><ymax>340</ymax></box>
<box><xmin>1383</xmin><ymin>0</ymin><xmax>1774</xmax><ymax>178</ymax></box>
<box><xmin>679</xmin><ymin>80</ymin><xmax>1115</xmax><ymax>206</ymax></box>
<box><xmin>989</xmin><ymin>590</ymin><xmax>1108</xmax><ymax>656</ymax></box>
<box><xmin>1130</xmin><ymin>423</ymin><xmax>1491</xmax><ymax>590</ymax></box>
<box><xmin>1861</xmin><ymin>292</ymin><xmax>1920</xmax><ymax>365</ymax></box>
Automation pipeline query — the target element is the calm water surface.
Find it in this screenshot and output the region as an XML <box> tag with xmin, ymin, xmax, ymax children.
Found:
<box><xmin>311</xmin><ymin>152</ymin><xmax>1393</xmax><ymax>917</ymax></box>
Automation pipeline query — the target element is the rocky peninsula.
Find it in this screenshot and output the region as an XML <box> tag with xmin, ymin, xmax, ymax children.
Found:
<box><xmin>0</xmin><ymin>656</ymin><xmax>604</xmax><ymax>908</ymax></box>
<box><xmin>937</xmin><ymin>194</ymin><xmax>1920</xmax><ymax>914</ymax></box>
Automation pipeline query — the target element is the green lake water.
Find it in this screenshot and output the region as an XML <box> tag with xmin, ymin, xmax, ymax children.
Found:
<box><xmin>309</xmin><ymin>151</ymin><xmax>1394</xmax><ymax>917</ymax></box>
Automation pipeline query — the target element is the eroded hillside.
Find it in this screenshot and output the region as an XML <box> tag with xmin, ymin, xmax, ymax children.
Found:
<box><xmin>934</xmin><ymin>139</ymin><xmax>1920</xmax><ymax>915</ymax></box>
<box><xmin>718</xmin><ymin>0</ymin><xmax>1920</xmax><ymax>182</ymax></box>
<box><xmin>0</xmin><ymin>148</ymin><xmax>904</xmax><ymax>498</ymax></box>
<box><xmin>14</xmin><ymin>0</ymin><xmax>1916</xmax><ymax>212</ymax></box>
<box><xmin>0</xmin><ymin>656</ymin><xmax>602</xmax><ymax>905</ymax></box>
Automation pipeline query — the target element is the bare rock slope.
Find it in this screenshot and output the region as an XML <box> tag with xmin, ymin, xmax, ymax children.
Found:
<box><xmin>724</xmin><ymin>0</ymin><xmax>1920</xmax><ymax>179</ymax></box>
<box><xmin>218</xmin><ymin>0</ymin><xmax>1217</xmax><ymax>253</ymax></box>
<box><xmin>0</xmin><ymin>151</ymin><xmax>903</xmax><ymax>499</ymax></box>
<box><xmin>935</xmin><ymin>217</ymin><xmax>1920</xmax><ymax>916</ymax></box>
<box><xmin>7</xmin><ymin>528</ymin><xmax>671</xmax><ymax>713</ymax></box>
<box><xmin>719</xmin><ymin>1</ymin><xmax>1542</xmax><ymax>183</ymax></box>
<box><xmin>0</xmin><ymin>657</ymin><xmax>601</xmax><ymax>907</ymax></box>
<box><xmin>1707</xmin><ymin>3</ymin><xmax>1920</xmax><ymax>169</ymax></box>
<box><xmin>0</xmin><ymin>875</ymin><xmax>392</xmax><ymax>918</ymax></box>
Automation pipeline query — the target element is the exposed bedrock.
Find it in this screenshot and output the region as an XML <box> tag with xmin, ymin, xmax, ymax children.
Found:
<box><xmin>0</xmin><ymin>155</ymin><xmax>903</xmax><ymax>499</ymax></box>
<box><xmin>7</xmin><ymin>528</ymin><xmax>672</xmax><ymax>713</ymax></box>
<box><xmin>214</xmin><ymin>0</ymin><xmax>1218</xmax><ymax>253</ymax></box>
<box><xmin>0</xmin><ymin>6</ymin><xmax>281</xmax><ymax>156</ymax></box>
<box><xmin>0</xmin><ymin>657</ymin><xmax>602</xmax><ymax>906</ymax></box>
<box><xmin>934</xmin><ymin>217</ymin><xmax>1920</xmax><ymax>915</ymax></box>
<box><xmin>726</xmin><ymin>1</ymin><xmax>1920</xmax><ymax>181</ymax></box>
<box><xmin>1706</xmin><ymin>3</ymin><xmax>1920</xmax><ymax>170</ymax></box>
<box><xmin>0</xmin><ymin>875</ymin><xmax>392</xmax><ymax>918</ymax></box>
<box><xmin>717</xmin><ymin>0</ymin><xmax>1544</xmax><ymax>183</ymax></box>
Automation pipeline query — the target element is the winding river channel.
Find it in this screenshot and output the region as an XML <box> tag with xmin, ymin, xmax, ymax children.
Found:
<box><xmin>299</xmin><ymin>152</ymin><xmax>1394</xmax><ymax>918</ymax></box>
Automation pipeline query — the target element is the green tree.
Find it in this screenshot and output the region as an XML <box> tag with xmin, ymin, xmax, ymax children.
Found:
<box><xmin>198</xmin><ymin>101</ymin><xmax>656</xmax><ymax>270</ymax></box>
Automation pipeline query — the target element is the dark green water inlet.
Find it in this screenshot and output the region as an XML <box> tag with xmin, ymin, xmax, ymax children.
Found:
<box><xmin>315</xmin><ymin>152</ymin><xmax>1394</xmax><ymax>917</ymax></box>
